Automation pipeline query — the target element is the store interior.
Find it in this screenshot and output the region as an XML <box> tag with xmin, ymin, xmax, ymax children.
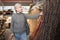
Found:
<box><xmin>0</xmin><ymin>0</ymin><xmax>60</xmax><ymax>40</ymax></box>
<box><xmin>0</xmin><ymin>0</ymin><xmax>44</xmax><ymax>40</ymax></box>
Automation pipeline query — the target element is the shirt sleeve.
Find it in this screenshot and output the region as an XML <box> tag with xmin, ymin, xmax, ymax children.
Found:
<box><xmin>10</xmin><ymin>15</ymin><xmax>14</xmax><ymax>32</ymax></box>
<box><xmin>24</xmin><ymin>13</ymin><xmax>42</xmax><ymax>19</ymax></box>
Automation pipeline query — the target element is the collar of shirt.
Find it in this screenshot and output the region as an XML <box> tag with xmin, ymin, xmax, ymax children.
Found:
<box><xmin>16</xmin><ymin>12</ymin><xmax>22</xmax><ymax>14</ymax></box>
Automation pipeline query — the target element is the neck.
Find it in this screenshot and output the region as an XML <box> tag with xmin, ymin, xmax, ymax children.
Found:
<box><xmin>16</xmin><ymin>12</ymin><xmax>22</xmax><ymax>14</ymax></box>
<box><xmin>16</xmin><ymin>12</ymin><xmax>22</xmax><ymax>13</ymax></box>
<box><xmin>17</xmin><ymin>12</ymin><xmax>20</xmax><ymax>13</ymax></box>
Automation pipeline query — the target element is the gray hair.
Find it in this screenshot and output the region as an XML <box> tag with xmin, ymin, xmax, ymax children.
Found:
<box><xmin>14</xmin><ymin>3</ymin><xmax>22</xmax><ymax>9</ymax></box>
<box><xmin>14</xmin><ymin>3</ymin><xmax>22</xmax><ymax>13</ymax></box>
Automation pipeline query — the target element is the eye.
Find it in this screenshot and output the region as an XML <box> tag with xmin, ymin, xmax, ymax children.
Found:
<box><xmin>19</xmin><ymin>6</ymin><xmax>22</xmax><ymax>8</ymax></box>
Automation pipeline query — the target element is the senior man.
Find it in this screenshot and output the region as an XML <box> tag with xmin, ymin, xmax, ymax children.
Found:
<box><xmin>10</xmin><ymin>3</ymin><xmax>43</xmax><ymax>40</ymax></box>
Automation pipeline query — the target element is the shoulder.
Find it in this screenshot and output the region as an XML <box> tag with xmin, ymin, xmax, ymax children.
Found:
<box><xmin>21</xmin><ymin>13</ymin><xmax>26</xmax><ymax>16</ymax></box>
<box><xmin>12</xmin><ymin>13</ymin><xmax>16</xmax><ymax>18</ymax></box>
<box><xmin>12</xmin><ymin>13</ymin><xmax>16</xmax><ymax>16</ymax></box>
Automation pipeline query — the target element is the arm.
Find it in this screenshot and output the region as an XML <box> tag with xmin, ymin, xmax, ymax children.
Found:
<box><xmin>24</xmin><ymin>12</ymin><xmax>43</xmax><ymax>19</ymax></box>
<box><xmin>10</xmin><ymin>15</ymin><xmax>14</xmax><ymax>32</ymax></box>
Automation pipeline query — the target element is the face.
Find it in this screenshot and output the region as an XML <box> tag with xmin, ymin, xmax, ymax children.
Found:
<box><xmin>16</xmin><ymin>6</ymin><xmax>23</xmax><ymax>13</ymax></box>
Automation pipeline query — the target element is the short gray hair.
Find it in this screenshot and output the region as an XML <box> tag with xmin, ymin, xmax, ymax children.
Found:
<box><xmin>14</xmin><ymin>3</ymin><xmax>22</xmax><ymax>9</ymax></box>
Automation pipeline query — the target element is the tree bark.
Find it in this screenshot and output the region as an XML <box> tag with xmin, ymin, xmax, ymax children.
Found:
<box><xmin>32</xmin><ymin>0</ymin><xmax>60</xmax><ymax>40</ymax></box>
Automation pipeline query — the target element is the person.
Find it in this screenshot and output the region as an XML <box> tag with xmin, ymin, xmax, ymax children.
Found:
<box><xmin>10</xmin><ymin>3</ymin><xmax>43</xmax><ymax>40</ymax></box>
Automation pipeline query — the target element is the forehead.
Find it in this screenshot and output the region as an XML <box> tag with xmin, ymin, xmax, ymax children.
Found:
<box><xmin>15</xmin><ymin>3</ymin><xmax>22</xmax><ymax>8</ymax></box>
<box><xmin>15</xmin><ymin>6</ymin><xmax>22</xmax><ymax>9</ymax></box>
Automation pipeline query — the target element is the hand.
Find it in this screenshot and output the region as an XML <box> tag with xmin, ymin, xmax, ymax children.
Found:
<box><xmin>40</xmin><ymin>12</ymin><xmax>43</xmax><ymax>15</ymax></box>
